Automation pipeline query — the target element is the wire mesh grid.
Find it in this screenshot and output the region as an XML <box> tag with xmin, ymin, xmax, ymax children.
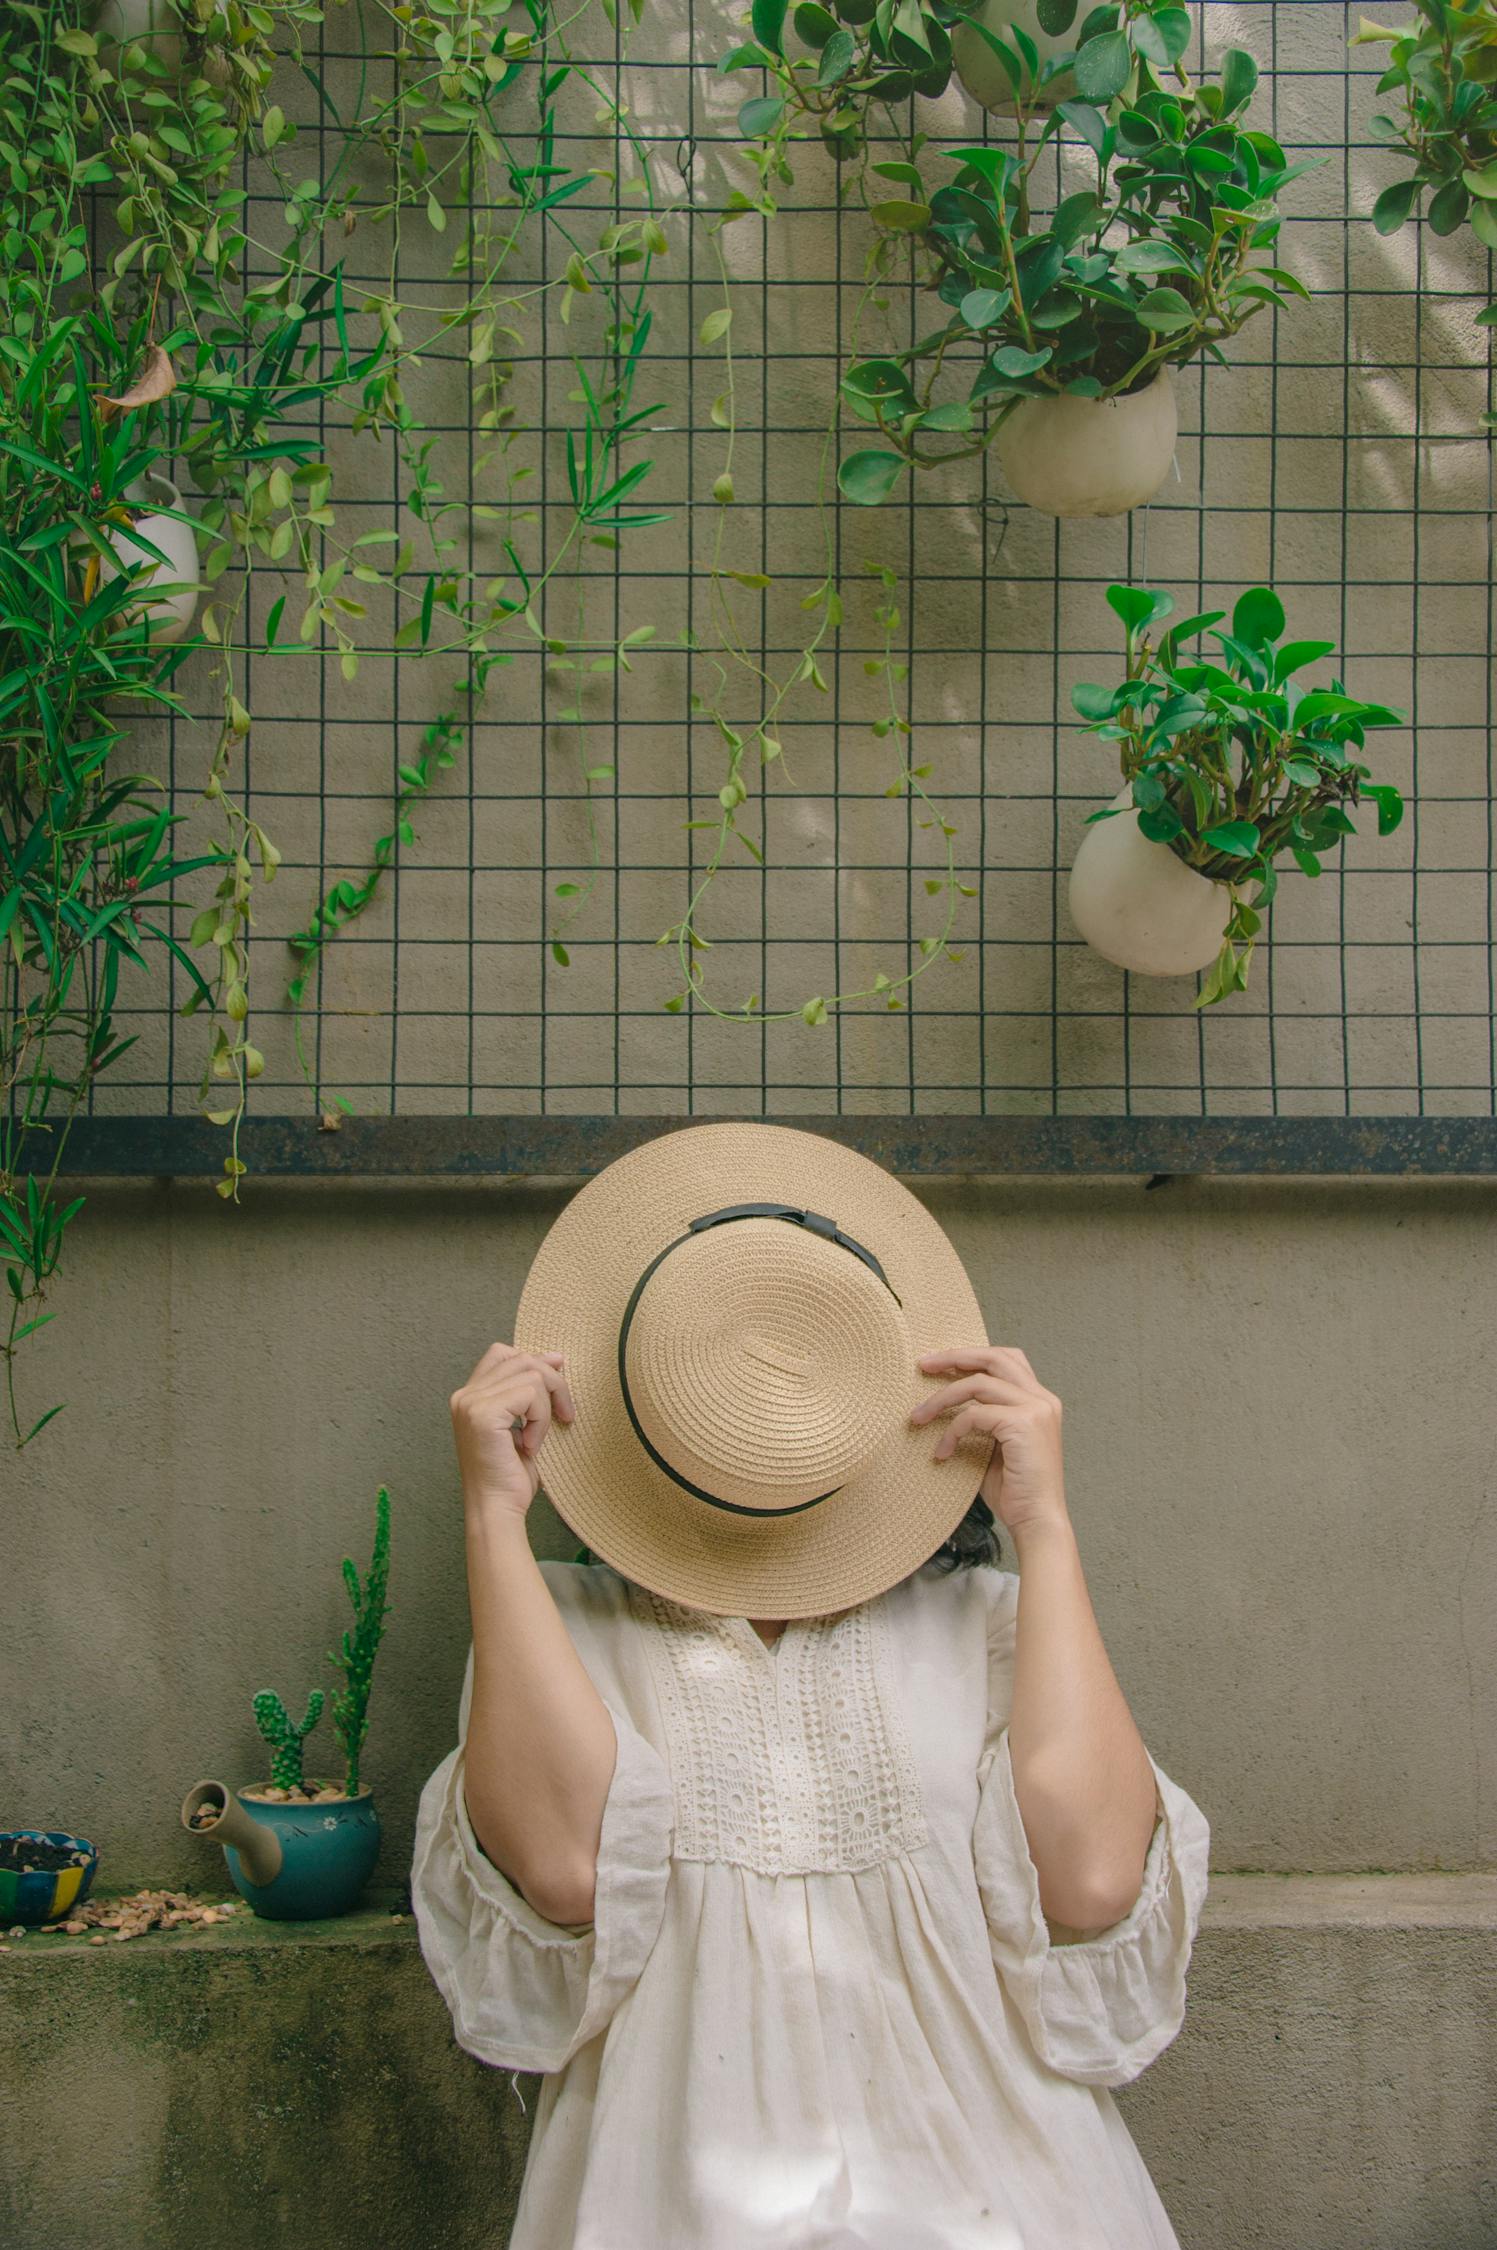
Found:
<box><xmin>93</xmin><ymin>0</ymin><xmax>1496</xmax><ymax>1137</ymax></box>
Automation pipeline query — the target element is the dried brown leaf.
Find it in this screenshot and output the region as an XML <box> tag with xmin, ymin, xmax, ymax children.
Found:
<box><xmin>103</xmin><ymin>342</ymin><xmax>176</xmax><ymax>413</ymax></box>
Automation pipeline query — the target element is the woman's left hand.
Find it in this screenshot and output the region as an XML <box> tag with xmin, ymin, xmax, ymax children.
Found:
<box><xmin>912</xmin><ymin>1347</ymin><xmax>1068</xmax><ymax>1538</ymax></box>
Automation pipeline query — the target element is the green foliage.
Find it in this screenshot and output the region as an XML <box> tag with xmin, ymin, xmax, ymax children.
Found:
<box><xmin>0</xmin><ymin>0</ymin><xmax>676</xmax><ymax>1420</ymax></box>
<box><xmin>326</xmin><ymin>1487</ymin><xmax>392</xmax><ymax>1798</ymax></box>
<box><xmin>1356</xmin><ymin>2</ymin><xmax>1497</xmax><ymax>245</ymax></box>
<box><xmin>252</xmin><ymin>1686</ymin><xmax>326</xmax><ymax>1792</ymax></box>
<box><xmin>1072</xmin><ymin>585</ymin><xmax>1407</xmax><ymax>1007</ymax></box>
<box><xmin>716</xmin><ymin>0</ymin><xmax>1200</xmax><ymax>160</ymax></box>
<box><xmin>836</xmin><ymin>47</ymin><xmax>1315</xmax><ymax>499</ymax></box>
<box><xmin>1355</xmin><ymin>0</ymin><xmax>1497</xmax><ymax>418</ymax></box>
<box><xmin>718</xmin><ymin>0</ymin><xmax>976</xmax><ymax>160</ymax></box>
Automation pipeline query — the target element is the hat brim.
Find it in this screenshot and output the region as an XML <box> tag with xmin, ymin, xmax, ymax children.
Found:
<box><xmin>513</xmin><ymin>1122</ymin><xmax>996</xmax><ymax>1617</ymax></box>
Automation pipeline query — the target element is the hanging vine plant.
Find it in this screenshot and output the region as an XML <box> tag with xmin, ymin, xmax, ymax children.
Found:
<box><xmin>1</xmin><ymin>0</ymin><xmax>676</xmax><ymax>1433</ymax></box>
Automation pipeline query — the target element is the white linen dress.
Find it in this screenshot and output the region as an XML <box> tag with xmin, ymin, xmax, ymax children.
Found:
<box><xmin>410</xmin><ymin>1554</ymin><xmax>1210</xmax><ymax>2250</ymax></box>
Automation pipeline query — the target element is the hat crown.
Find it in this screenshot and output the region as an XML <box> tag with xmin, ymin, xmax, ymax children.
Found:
<box><xmin>624</xmin><ymin>1218</ymin><xmax>912</xmax><ymax>1512</ymax></box>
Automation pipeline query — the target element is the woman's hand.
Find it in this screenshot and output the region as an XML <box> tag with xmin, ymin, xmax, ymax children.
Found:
<box><xmin>451</xmin><ymin>1342</ymin><xmax>577</xmax><ymax>1519</ymax></box>
<box><xmin>911</xmin><ymin>1346</ymin><xmax>1067</xmax><ymax>1538</ymax></box>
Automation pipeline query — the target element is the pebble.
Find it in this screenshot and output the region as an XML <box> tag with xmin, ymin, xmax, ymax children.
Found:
<box><xmin>7</xmin><ymin>1926</ymin><xmax>23</xmax><ymax>1938</ymax></box>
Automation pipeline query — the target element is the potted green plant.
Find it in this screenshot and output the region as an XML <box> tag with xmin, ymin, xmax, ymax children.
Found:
<box><xmin>1066</xmin><ymin>585</ymin><xmax>1406</xmax><ymax>1007</ymax></box>
<box><xmin>1354</xmin><ymin>0</ymin><xmax>1497</xmax><ymax>403</ymax></box>
<box><xmin>716</xmin><ymin>0</ymin><xmax>971</xmax><ymax>163</ymax></box>
<box><xmin>837</xmin><ymin>48</ymin><xmax>1314</xmax><ymax>516</ymax></box>
<box><xmin>952</xmin><ymin>0</ymin><xmax>1193</xmax><ymax>115</ymax></box>
<box><xmin>181</xmin><ymin>1488</ymin><xmax>392</xmax><ymax>1920</ymax></box>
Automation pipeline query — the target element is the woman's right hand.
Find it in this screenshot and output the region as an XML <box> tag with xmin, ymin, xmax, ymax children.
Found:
<box><xmin>450</xmin><ymin>1342</ymin><xmax>577</xmax><ymax>1518</ymax></box>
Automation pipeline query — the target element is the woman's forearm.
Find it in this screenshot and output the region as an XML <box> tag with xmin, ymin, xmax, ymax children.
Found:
<box><xmin>461</xmin><ymin>1501</ymin><xmax>617</xmax><ymax>1926</ymax></box>
<box><xmin>1006</xmin><ymin>1511</ymin><xmax>1160</xmax><ymax>1932</ymax></box>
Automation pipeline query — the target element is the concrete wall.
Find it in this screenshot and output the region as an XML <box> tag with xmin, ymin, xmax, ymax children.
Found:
<box><xmin>6</xmin><ymin>1172</ymin><xmax>1495</xmax><ymax>1887</ymax></box>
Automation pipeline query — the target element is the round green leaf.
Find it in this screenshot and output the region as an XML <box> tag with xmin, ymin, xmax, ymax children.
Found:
<box><xmin>1134</xmin><ymin>286</ymin><xmax>1196</xmax><ymax>331</ymax></box>
<box><xmin>1231</xmin><ymin>586</ymin><xmax>1285</xmax><ymax>648</ymax></box>
<box><xmin>1036</xmin><ymin>0</ymin><xmax>1077</xmax><ymax>32</ymax></box>
<box><xmin>1072</xmin><ymin>28</ymin><xmax>1130</xmax><ymax>101</ymax></box>
<box><xmin>792</xmin><ymin>0</ymin><xmax>839</xmax><ymax>47</ymax></box>
<box><xmin>738</xmin><ymin>95</ymin><xmax>786</xmax><ymax>136</ymax></box>
<box><xmin>838</xmin><ymin>449</ymin><xmax>907</xmax><ymax>506</ymax></box>
<box><xmin>1371</xmin><ymin>178</ymin><xmax>1419</xmax><ymax>235</ymax></box>
<box><xmin>960</xmin><ymin>287</ymin><xmax>1008</xmax><ymax>329</ymax></box>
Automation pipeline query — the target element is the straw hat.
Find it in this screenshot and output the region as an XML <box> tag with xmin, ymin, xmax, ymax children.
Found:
<box><xmin>513</xmin><ymin>1122</ymin><xmax>996</xmax><ymax>1618</ymax></box>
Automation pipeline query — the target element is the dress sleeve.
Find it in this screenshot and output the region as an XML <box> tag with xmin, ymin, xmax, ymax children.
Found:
<box><xmin>410</xmin><ymin>1640</ymin><xmax>675</xmax><ymax>2073</ymax></box>
<box><xmin>971</xmin><ymin>1569</ymin><xmax>1211</xmax><ymax>2089</ymax></box>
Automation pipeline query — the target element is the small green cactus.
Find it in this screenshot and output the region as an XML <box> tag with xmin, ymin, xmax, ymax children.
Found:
<box><xmin>326</xmin><ymin>1486</ymin><xmax>392</xmax><ymax>1797</ymax></box>
<box><xmin>253</xmin><ymin>1687</ymin><xmax>325</xmax><ymax>1791</ymax></box>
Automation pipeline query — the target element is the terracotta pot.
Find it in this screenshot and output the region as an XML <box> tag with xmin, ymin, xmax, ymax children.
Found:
<box><xmin>1067</xmin><ymin>785</ymin><xmax>1232</xmax><ymax>976</ymax></box>
<box><xmin>93</xmin><ymin>0</ymin><xmax>187</xmax><ymax>72</ymax></box>
<box><xmin>996</xmin><ymin>367</ymin><xmax>1177</xmax><ymax>518</ymax></box>
<box><xmin>97</xmin><ymin>472</ymin><xmax>201</xmax><ymax>646</ymax></box>
<box><xmin>953</xmin><ymin>0</ymin><xmax>1076</xmax><ymax>112</ymax></box>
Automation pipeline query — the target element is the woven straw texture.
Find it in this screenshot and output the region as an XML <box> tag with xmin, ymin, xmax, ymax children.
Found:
<box><xmin>513</xmin><ymin>1123</ymin><xmax>995</xmax><ymax>1616</ymax></box>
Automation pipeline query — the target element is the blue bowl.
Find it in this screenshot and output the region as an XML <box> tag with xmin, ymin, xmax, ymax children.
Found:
<box><xmin>0</xmin><ymin>1830</ymin><xmax>100</xmax><ymax>1927</ymax></box>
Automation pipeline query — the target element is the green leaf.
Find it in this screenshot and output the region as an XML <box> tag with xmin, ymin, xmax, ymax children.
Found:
<box><xmin>988</xmin><ymin>344</ymin><xmax>1053</xmax><ymax>376</ymax></box>
<box><xmin>1035</xmin><ymin>0</ymin><xmax>1077</xmax><ymax>32</ymax></box>
<box><xmin>1202</xmin><ymin>820</ymin><xmax>1262</xmax><ymax>859</ymax></box>
<box><xmin>1273</xmin><ymin>638</ymin><xmax>1336</xmax><ymax>681</ymax></box>
<box><xmin>738</xmin><ymin>94</ymin><xmax>786</xmax><ymax>136</ymax></box>
<box><xmin>1134</xmin><ymin>286</ymin><xmax>1197</xmax><ymax>332</ymax></box>
<box><xmin>1072</xmin><ymin>28</ymin><xmax>1130</xmax><ymax>101</ymax></box>
<box><xmin>1106</xmin><ymin>584</ymin><xmax>1176</xmax><ymax>633</ymax></box>
<box><xmin>752</xmin><ymin>0</ymin><xmax>789</xmax><ymax>53</ymax></box>
<box><xmin>699</xmin><ymin>307</ymin><xmax>733</xmax><ymax>345</ymax></box>
<box><xmin>1218</xmin><ymin>45</ymin><xmax>1258</xmax><ymax>112</ymax></box>
<box><xmin>1371</xmin><ymin>178</ymin><xmax>1419</xmax><ymax>234</ymax></box>
<box><xmin>1232</xmin><ymin>586</ymin><xmax>1286</xmax><ymax>648</ymax></box>
<box><xmin>1072</xmin><ymin>682</ymin><xmax>1116</xmax><ymax>720</ymax></box>
<box><xmin>870</xmin><ymin>199</ymin><xmax>932</xmax><ymax>231</ymax></box>
<box><xmin>838</xmin><ymin>450</ymin><xmax>906</xmax><ymax>505</ymax></box>
<box><xmin>959</xmin><ymin>287</ymin><xmax>1010</xmax><ymax>328</ymax></box>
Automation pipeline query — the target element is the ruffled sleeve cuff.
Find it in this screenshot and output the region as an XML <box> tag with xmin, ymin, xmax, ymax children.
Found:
<box><xmin>973</xmin><ymin>1730</ymin><xmax>1210</xmax><ymax>2088</ymax></box>
<box><xmin>411</xmin><ymin>1695</ymin><xmax>674</xmax><ymax>2073</ymax></box>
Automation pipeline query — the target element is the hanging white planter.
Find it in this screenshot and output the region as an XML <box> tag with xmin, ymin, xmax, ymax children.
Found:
<box><xmin>953</xmin><ymin>0</ymin><xmax>1076</xmax><ymax>111</ymax></box>
<box><xmin>95</xmin><ymin>473</ymin><xmax>201</xmax><ymax>647</ymax></box>
<box><xmin>93</xmin><ymin>0</ymin><xmax>187</xmax><ymax>72</ymax></box>
<box><xmin>1067</xmin><ymin>785</ymin><xmax>1234</xmax><ymax>977</ymax></box>
<box><xmin>995</xmin><ymin>366</ymin><xmax>1178</xmax><ymax>519</ymax></box>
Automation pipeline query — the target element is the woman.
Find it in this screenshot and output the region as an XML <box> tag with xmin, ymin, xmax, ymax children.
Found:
<box><xmin>411</xmin><ymin>1123</ymin><xmax>1209</xmax><ymax>2249</ymax></box>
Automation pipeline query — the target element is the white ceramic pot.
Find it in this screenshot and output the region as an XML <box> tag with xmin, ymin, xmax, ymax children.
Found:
<box><xmin>94</xmin><ymin>0</ymin><xmax>186</xmax><ymax>72</ymax></box>
<box><xmin>1067</xmin><ymin>785</ymin><xmax>1232</xmax><ymax>976</ymax></box>
<box><xmin>995</xmin><ymin>366</ymin><xmax>1177</xmax><ymax>519</ymax></box>
<box><xmin>953</xmin><ymin>0</ymin><xmax>1076</xmax><ymax>112</ymax></box>
<box><xmin>97</xmin><ymin>473</ymin><xmax>201</xmax><ymax>646</ymax></box>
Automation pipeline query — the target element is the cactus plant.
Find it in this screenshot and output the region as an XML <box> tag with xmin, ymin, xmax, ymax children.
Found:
<box><xmin>326</xmin><ymin>1487</ymin><xmax>392</xmax><ymax>1797</ymax></box>
<box><xmin>252</xmin><ymin>1687</ymin><xmax>325</xmax><ymax>1792</ymax></box>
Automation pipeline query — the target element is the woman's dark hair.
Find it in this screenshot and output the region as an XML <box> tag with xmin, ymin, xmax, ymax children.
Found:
<box><xmin>920</xmin><ymin>1492</ymin><xmax>1003</xmax><ymax>1574</ymax></box>
<box><xmin>571</xmin><ymin>1493</ymin><xmax>1003</xmax><ymax>1585</ymax></box>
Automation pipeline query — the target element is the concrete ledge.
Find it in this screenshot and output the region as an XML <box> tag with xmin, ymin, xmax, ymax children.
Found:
<box><xmin>3</xmin><ymin>1880</ymin><xmax>1494</xmax><ymax>2250</ymax></box>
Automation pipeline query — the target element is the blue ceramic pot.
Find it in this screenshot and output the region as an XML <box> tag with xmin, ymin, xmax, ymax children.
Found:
<box><xmin>220</xmin><ymin>1787</ymin><xmax>381</xmax><ymax>1920</ymax></box>
<box><xmin>0</xmin><ymin>1829</ymin><xmax>100</xmax><ymax>1926</ymax></box>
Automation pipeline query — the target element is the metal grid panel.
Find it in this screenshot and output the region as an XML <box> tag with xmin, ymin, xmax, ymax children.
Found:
<box><xmin>88</xmin><ymin>1</ymin><xmax>1496</xmax><ymax>1151</ymax></box>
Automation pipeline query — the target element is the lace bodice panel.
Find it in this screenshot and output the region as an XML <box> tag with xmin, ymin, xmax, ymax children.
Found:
<box><xmin>625</xmin><ymin>1584</ymin><xmax>931</xmax><ymax>1876</ymax></box>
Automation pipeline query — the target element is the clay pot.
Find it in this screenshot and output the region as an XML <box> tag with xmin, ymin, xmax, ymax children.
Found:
<box><xmin>94</xmin><ymin>0</ymin><xmax>186</xmax><ymax>72</ymax></box>
<box><xmin>1067</xmin><ymin>785</ymin><xmax>1233</xmax><ymax>976</ymax></box>
<box><xmin>182</xmin><ymin>1779</ymin><xmax>382</xmax><ymax>1921</ymax></box>
<box><xmin>96</xmin><ymin>472</ymin><xmax>201</xmax><ymax>646</ymax></box>
<box><xmin>953</xmin><ymin>0</ymin><xmax>1076</xmax><ymax>112</ymax></box>
<box><xmin>996</xmin><ymin>367</ymin><xmax>1177</xmax><ymax>519</ymax></box>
